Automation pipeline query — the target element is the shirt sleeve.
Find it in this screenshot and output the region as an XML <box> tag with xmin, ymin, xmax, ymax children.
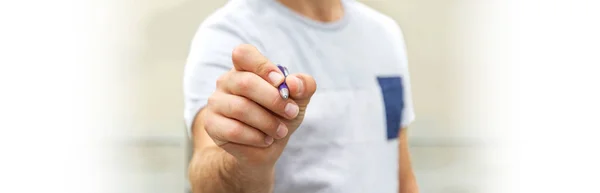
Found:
<box><xmin>400</xmin><ymin>59</ymin><xmax>416</xmax><ymax>129</ymax></box>
<box><xmin>183</xmin><ymin>20</ymin><xmax>245</xmax><ymax>138</ymax></box>
<box><xmin>393</xmin><ymin>24</ymin><xmax>416</xmax><ymax>129</ymax></box>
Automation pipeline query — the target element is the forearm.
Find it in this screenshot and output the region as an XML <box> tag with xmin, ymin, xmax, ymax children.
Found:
<box><xmin>399</xmin><ymin>166</ymin><xmax>418</xmax><ymax>193</ymax></box>
<box><xmin>399</xmin><ymin>127</ymin><xmax>419</xmax><ymax>193</ymax></box>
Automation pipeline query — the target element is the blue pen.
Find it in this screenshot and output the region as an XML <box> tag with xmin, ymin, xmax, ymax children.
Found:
<box><xmin>277</xmin><ymin>65</ymin><xmax>289</xmax><ymax>99</ymax></box>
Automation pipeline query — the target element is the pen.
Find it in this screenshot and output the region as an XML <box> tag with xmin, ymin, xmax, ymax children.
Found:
<box><xmin>277</xmin><ymin>65</ymin><xmax>289</xmax><ymax>99</ymax></box>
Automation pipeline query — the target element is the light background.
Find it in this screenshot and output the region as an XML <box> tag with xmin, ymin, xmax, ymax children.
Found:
<box><xmin>3</xmin><ymin>0</ymin><xmax>600</xmax><ymax>193</ymax></box>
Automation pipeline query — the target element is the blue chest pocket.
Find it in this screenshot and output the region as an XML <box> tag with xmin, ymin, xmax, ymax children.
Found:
<box><xmin>377</xmin><ymin>76</ymin><xmax>405</xmax><ymax>140</ymax></box>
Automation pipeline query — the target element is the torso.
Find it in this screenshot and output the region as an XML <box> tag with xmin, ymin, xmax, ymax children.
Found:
<box><xmin>209</xmin><ymin>0</ymin><xmax>413</xmax><ymax>192</ymax></box>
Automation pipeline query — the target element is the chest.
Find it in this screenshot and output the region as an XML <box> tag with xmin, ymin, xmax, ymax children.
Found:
<box><xmin>260</xmin><ymin>29</ymin><xmax>404</xmax><ymax>89</ymax></box>
<box><xmin>257</xmin><ymin>28</ymin><xmax>407</xmax><ymax>144</ymax></box>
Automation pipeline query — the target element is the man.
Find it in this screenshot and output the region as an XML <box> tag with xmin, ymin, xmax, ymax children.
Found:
<box><xmin>183</xmin><ymin>0</ymin><xmax>418</xmax><ymax>192</ymax></box>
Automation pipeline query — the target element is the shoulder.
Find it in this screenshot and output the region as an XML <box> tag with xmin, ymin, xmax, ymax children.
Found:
<box><xmin>190</xmin><ymin>0</ymin><xmax>272</xmax><ymax>55</ymax></box>
<box><xmin>195</xmin><ymin>1</ymin><xmax>254</xmax><ymax>37</ymax></box>
<box><xmin>188</xmin><ymin>1</ymin><xmax>265</xmax><ymax>63</ymax></box>
<box><xmin>345</xmin><ymin>1</ymin><xmax>408</xmax><ymax>58</ymax></box>
<box><xmin>346</xmin><ymin>1</ymin><xmax>405</xmax><ymax>39</ymax></box>
<box><xmin>345</xmin><ymin>2</ymin><xmax>410</xmax><ymax>73</ymax></box>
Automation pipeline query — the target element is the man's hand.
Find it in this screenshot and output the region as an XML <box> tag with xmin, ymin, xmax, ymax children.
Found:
<box><xmin>189</xmin><ymin>44</ymin><xmax>317</xmax><ymax>193</ymax></box>
<box><xmin>206</xmin><ymin>43</ymin><xmax>317</xmax><ymax>167</ymax></box>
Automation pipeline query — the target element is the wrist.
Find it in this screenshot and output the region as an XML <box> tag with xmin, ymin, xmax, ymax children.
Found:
<box><xmin>211</xmin><ymin>148</ymin><xmax>276</xmax><ymax>193</ymax></box>
<box><xmin>235</xmin><ymin>165</ymin><xmax>275</xmax><ymax>193</ymax></box>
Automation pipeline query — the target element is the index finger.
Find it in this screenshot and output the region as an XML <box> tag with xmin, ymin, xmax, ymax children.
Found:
<box><xmin>232</xmin><ymin>44</ymin><xmax>285</xmax><ymax>87</ymax></box>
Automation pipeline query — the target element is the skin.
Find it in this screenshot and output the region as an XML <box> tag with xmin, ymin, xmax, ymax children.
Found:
<box><xmin>189</xmin><ymin>44</ymin><xmax>317</xmax><ymax>193</ymax></box>
<box><xmin>188</xmin><ymin>1</ymin><xmax>418</xmax><ymax>193</ymax></box>
<box><xmin>399</xmin><ymin>128</ymin><xmax>419</xmax><ymax>193</ymax></box>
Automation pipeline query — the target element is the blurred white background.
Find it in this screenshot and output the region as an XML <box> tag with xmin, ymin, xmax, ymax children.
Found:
<box><xmin>108</xmin><ymin>0</ymin><xmax>509</xmax><ymax>192</ymax></box>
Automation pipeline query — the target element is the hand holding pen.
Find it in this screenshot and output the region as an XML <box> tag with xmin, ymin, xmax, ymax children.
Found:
<box><xmin>201</xmin><ymin>44</ymin><xmax>317</xmax><ymax>170</ymax></box>
<box><xmin>277</xmin><ymin>65</ymin><xmax>290</xmax><ymax>99</ymax></box>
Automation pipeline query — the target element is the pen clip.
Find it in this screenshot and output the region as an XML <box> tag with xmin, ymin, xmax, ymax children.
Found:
<box><xmin>277</xmin><ymin>65</ymin><xmax>289</xmax><ymax>77</ymax></box>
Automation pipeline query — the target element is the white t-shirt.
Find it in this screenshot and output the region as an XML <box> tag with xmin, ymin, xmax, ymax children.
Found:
<box><xmin>183</xmin><ymin>0</ymin><xmax>415</xmax><ymax>192</ymax></box>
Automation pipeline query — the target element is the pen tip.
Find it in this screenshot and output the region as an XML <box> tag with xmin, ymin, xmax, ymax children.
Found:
<box><xmin>280</xmin><ymin>88</ymin><xmax>289</xmax><ymax>99</ymax></box>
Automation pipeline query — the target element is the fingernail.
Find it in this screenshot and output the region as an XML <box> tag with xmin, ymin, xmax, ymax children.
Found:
<box><xmin>276</xmin><ymin>123</ymin><xmax>288</xmax><ymax>139</ymax></box>
<box><xmin>265</xmin><ymin>136</ymin><xmax>274</xmax><ymax>145</ymax></box>
<box><xmin>285</xmin><ymin>103</ymin><xmax>299</xmax><ymax>118</ymax></box>
<box><xmin>293</xmin><ymin>76</ymin><xmax>304</xmax><ymax>96</ymax></box>
<box><xmin>268</xmin><ymin>71</ymin><xmax>284</xmax><ymax>85</ymax></box>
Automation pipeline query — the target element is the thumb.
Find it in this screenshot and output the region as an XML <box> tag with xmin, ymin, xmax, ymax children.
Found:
<box><xmin>285</xmin><ymin>73</ymin><xmax>317</xmax><ymax>104</ymax></box>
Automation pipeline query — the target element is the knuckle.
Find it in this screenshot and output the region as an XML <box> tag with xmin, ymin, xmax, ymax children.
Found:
<box><xmin>269</xmin><ymin>91</ymin><xmax>285</xmax><ymax>109</ymax></box>
<box><xmin>232</xmin><ymin>44</ymin><xmax>254</xmax><ymax>64</ymax></box>
<box><xmin>202</xmin><ymin>114</ymin><xmax>215</xmax><ymax>133</ymax></box>
<box><xmin>255</xmin><ymin>61</ymin><xmax>269</xmax><ymax>74</ymax></box>
<box><xmin>246</xmin><ymin>132</ymin><xmax>265</xmax><ymax>147</ymax></box>
<box><xmin>229</xmin><ymin>99</ymin><xmax>248</xmax><ymax>117</ymax></box>
<box><xmin>207</xmin><ymin>94</ymin><xmax>218</xmax><ymax>106</ymax></box>
<box><xmin>225</xmin><ymin>124</ymin><xmax>244</xmax><ymax>140</ymax></box>
<box><xmin>235</xmin><ymin>74</ymin><xmax>252</xmax><ymax>92</ymax></box>
<box><xmin>266</xmin><ymin>118</ymin><xmax>280</xmax><ymax>133</ymax></box>
<box><xmin>234</xmin><ymin>44</ymin><xmax>253</xmax><ymax>55</ymax></box>
<box><xmin>216</xmin><ymin>74</ymin><xmax>227</xmax><ymax>88</ymax></box>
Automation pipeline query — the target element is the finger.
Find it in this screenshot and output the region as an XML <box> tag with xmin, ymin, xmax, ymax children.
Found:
<box><xmin>223</xmin><ymin>71</ymin><xmax>301</xmax><ymax>120</ymax></box>
<box><xmin>209</xmin><ymin>92</ymin><xmax>289</xmax><ymax>139</ymax></box>
<box><xmin>285</xmin><ymin>73</ymin><xmax>317</xmax><ymax>100</ymax></box>
<box><xmin>231</xmin><ymin>44</ymin><xmax>285</xmax><ymax>87</ymax></box>
<box><xmin>203</xmin><ymin>111</ymin><xmax>274</xmax><ymax>147</ymax></box>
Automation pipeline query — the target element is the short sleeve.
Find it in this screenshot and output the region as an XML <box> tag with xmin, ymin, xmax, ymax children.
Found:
<box><xmin>183</xmin><ymin>19</ymin><xmax>245</xmax><ymax>138</ymax></box>
<box><xmin>399</xmin><ymin>60</ymin><xmax>415</xmax><ymax>129</ymax></box>
<box><xmin>393</xmin><ymin>24</ymin><xmax>416</xmax><ymax>128</ymax></box>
